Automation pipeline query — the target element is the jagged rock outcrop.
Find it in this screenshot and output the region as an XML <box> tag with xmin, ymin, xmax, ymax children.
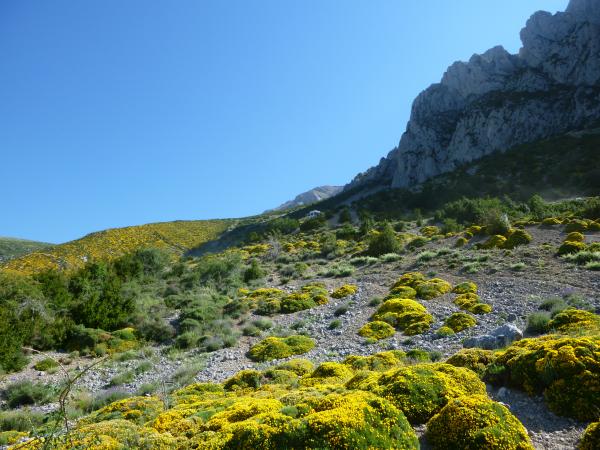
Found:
<box><xmin>349</xmin><ymin>0</ymin><xmax>600</xmax><ymax>190</ymax></box>
<box><xmin>268</xmin><ymin>185</ymin><xmax>343</xmax><ymax>212</ymax></box>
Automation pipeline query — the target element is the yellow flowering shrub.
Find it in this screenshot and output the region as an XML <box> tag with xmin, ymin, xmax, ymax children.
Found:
<box><xmin>455</xmin><ymin>237</ymin><xmax>469</xmax><ymax>248</ymax></box>
<box><xmin>343</xmin><ymin>351</ymin><xmax>406</xmax><ymax>372</ymax></box>
<box><xmin>300</xmin><ymin>362</ymin><xmax>354</xmax><ymax>386</ymax></box>
<box><xmin>454</xmin><ymin>293</ymin><xmax>493</xmax><ymax>315</ymax></box>
<box><xmin>331</xmin><ymin>284</ymin><xmax>357</xmax><ymax>299</ymax></box>
<box><xmin>452</xmin><ymin>281</ymin><xmax>478</xmax><ymax>294</ymax></box>
<box><xmin>415</xmin><ymin>278</ymin><xmax>452</xmax><ymax>300</ymax></box>
<box><xmin>79</xmin><ymin>396</ymin><xmax>164</xmax><ymax>425</ymax></box>
<box><xmin>420</xmin><ymin>225</ymin><xmax>440</xmax><ymax>237</ymax></box>
<box><xmin>355</xmin><ymin>363</ymin><xmax>486</xmax><ymax>424</ymax></box>
<box><xmin>565</xmin><ymin>219</ymin><xmax>588</xmax><ymax>233</ymax></box>
<box><xmin>547</xmin><ymin>308</ymin><xmax>600</xmax><ymax>333</ymax></box>
<box><xmin>558</xmin><ymin>240</ymin><xmax>587</xmax><ymax>255</ymax></box>
<box><xmin>446</xmin><ymin>348</ymin><xmax>495</xmax><ymax>377</ymax></box>
<box><xmin>371</xmin><ymin>298</ymin><xmax>434</xmax><ymax>335</ymax></box>
<box><xmin>426</xmin><ymin>395</ymin><xmax>534</xmax><ymax>449</ymax></box>
<box><xmin>248</xmin><ymin>335</ymin><xmax>315</xmax><ymax>362</ymax></box>
<box><xmin>485</xmin><ymin>335</ymin><xmax>600</xmax><ymax>420</ymax></box>
<box><xmin>504</xmin><ymin>229</ymin><xmax>533</xmax><ymax>249</ymax></box>
<box><xmin>444</xmin><ymin>312</ymin><xmax>477</xmax><ymax>332</ymax></box>
<box><xmin>0</xmin><ymin>431</ymin><xmax>27</xmax><ymax>446</ymax></box>
<box><xmin>481</xmin><ymin>234</ymin><xmax>507</xmax><ymax>249</ymax></box>
<box><xmin>358</xmin><ymin>321</ymin><xmax>395</xmax><ymax>340</ymax></box>
<box><xmin>580</xmin><ymin>421</ymin><xmax>600</xmax><ymax>450</ymax></box>
<box><xmin>392</xmin><ymin>271</ymin><xmax>427</xmax><ymax>289</ymax></box>
<box><xmin>274</xmin><ymin>359</ymin><xmax>314</xmax><ymax>376</ymax></box>
<box><xmin>565</xmin><ymin>231</ymin><xmax>585</xmax><ymax>242</ymax></box>
<box><xmin>435</xmin><ymin>326</ymin><xmax>455</xmax><ymax>337</ymax></box>
<box><xmin>388</xmin><ymin>285</ymin><xmax>417</xmax><ymax>299</ymax></box>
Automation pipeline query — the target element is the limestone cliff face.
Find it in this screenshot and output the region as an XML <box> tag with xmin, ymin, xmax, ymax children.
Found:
<box><xmin>349</xmin><ymin>0</ymin><xmax>600</xmax><ymax>190</ymax></box>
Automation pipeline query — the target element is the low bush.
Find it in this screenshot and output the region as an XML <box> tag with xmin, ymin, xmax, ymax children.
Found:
<box><xmin>526</xmin><ymin>312</ymin><xmax>551</xmax><ymax>334</ymax></box>
<box><xmin>504</xmin><ymin>229</ymin><xmax>533</xmax><ymax>249</ymax></box>
<box><xmin>371</xmin><ymin>298</ymin><xmax>434</xmax><ymax>335</ymax></box>
<box><xmin>247</xmin><ymin>335</ymin><xmax>315</xmax><ymax>362</ymax></box>
<box><xmin>349</xmin><ymin>363</ymin><xmax>486</xmax><ymax>424</ymax></box>
<box><xmin>358</xmin><ymin>321</ymin><xmax>395</xmax><ymax>340</ymax></box>
<box><xmin>33</xmin><ymin>358</ymin><xmax>59</xmax><ymax>372</ymax></box>
<box><xmin>444</xmin><ymin>312</ymin><xmax>477</xmax><ymax>332</ymax></box>
<box><xmin>485</xmin><ymin>335</ymin><xmax>600</xmax><ymax>421</ymax></box>
<box><xmin>426</xmin><ymin>395</ymin><xmax>533</xmax><ymax>449</ymax></box>
<box><xmin>445</xmin><ymin>348</ymin><xmax>495</xmax><ymax>377</ymax></box>
<box><xmin>452</xmin><ymin>281</ymin><xmax>477</xmax><ymax>295</ymax></box>
<box><xmin>557</xmin><ymin>240</ymin><xmax>586</xmax><ymax>255</ymax></box>
<box><xmin>331</xmin><ymin>284</ymin><xmax>357</xmax><ymax>299</ymax></box>
<box><xmin>2</xmin><ymin>381</ymin><xmax>57</xmax><ymax>408</ymax></box>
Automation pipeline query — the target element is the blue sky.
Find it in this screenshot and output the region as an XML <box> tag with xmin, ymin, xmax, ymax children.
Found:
<box><xmin>1</xmin><ymin>0</ymin><xmax>568</xmax><ymax>243</ymax></box>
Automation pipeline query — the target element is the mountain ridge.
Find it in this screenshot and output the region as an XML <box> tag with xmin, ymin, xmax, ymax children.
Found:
<box><xmin>347</xmin><ymin>0</ymin><xmax>600</xmax><ymax>192</ymax></box>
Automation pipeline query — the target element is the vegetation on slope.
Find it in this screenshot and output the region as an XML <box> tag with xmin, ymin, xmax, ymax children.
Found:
<box><xmin>0</xmin><ymin>238</ymin><xmax>53</xmax><ymax>263</ymax></box>
<box><xmin>1</xmin><ymin>220</ymin><xmax>230</xmax><ymax>274</ymax></box>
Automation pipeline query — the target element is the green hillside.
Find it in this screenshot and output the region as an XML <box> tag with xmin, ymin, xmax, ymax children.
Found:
<box><xmin>0</xmin><ymin>237</ymin><xmax>54</xmax><ymax>262</ymax></box>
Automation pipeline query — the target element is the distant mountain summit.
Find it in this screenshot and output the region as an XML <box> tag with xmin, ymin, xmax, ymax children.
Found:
<box><xmin>348</xmin><ymin>0</ymin><xmax>600</xmax><ymax>191</ymax></box>
<box><xmin>270</xmin><ymin>186</ymin><xmax>343</xmax><ymax>211</ymax></box>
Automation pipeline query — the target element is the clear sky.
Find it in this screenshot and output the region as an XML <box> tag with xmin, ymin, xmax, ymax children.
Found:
<box><xmin>1</xmin><ymin>0</ymin><xmax>568</xmax><ymax>243</ymax></box>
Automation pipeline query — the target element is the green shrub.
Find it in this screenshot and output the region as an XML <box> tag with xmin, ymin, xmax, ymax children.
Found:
<box><xmin>388</xmin><ymin>285</ymin><xmax>417</xmax><ymax>299</ymax></box>
<box><xmin>358</xmin><ymin>321</ymin><xmax>395</xmax><ymax>340</ymax></box>
<box><xmin>2</xmin><ymin>381</ymin><xmax>57</xmax><ymax>408</ymax></box>
<box><xmin>367</xmin><ymin>223</ymin><xmax>401</xmax><ymax>256</ymax></box>
<box><xmin>436</xmin><ymin>326</ymin><xmax>455</xmax><ymax>337</ymax></box>
<box><xmin>526</xmin><ymin>312</ymin><xmax>551</xmax><ymax>334</ymax></box>
<box><xmin>426</xmin><ymin>395</ymin><xmax>533</xmax><ymax>450</ymax></box>
<box><xmin>33</xmin><ymin>358</ymin><xmax>59</xmax><ymax>372</ymax></box>
<box><xmin>328</xmin><ymin>319</ymin><xmax>342</xmax><ymax>330</ymax></box>
<box><xmin>0</xmin><ymin>410</ymin><xmax>44</xmax><ymax>432</ymax></box>
<box><xmin>223</xmin><ymin>369</ymin><xmax>262</xmax><ymax>390</ymax></box>
<box><xmin>565</xmin><ymin>219</ymin><xmax>588</xmax><ymax>233</ymax></box>
<box><xmin>247</xmin><ymin>335</ymin><xmax>315</xmax><ymax>362</ymax></box>
<box><xmin>243</xmin><ymin>259</ymin><xmax>264</xmax><ymax>282</ymax></box>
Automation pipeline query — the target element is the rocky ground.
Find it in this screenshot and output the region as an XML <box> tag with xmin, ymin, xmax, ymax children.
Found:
<box><xmin>1</xmin><ymin>225</ymin><xmax>598</xmax><ymax>449</ymax></box>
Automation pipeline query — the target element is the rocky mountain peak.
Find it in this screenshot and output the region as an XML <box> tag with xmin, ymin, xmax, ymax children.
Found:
<box><xmin>348</xmin><ymin>0</ymin><xmax>600</xmax><ymax>191</ymax></box>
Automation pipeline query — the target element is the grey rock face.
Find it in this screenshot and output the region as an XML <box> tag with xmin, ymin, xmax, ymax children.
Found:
<box><xmin>349</xmin><ymin>0</ymin><xmax>600</xmax><ymax>190</ymax></box>
<box><xmin>463</xmin><ymin>323</ymin><xmax>523</xmax><ymax>350</ymax></box>
<box><xmin>268</xmin><ymin>185</ymin><xmax>343</xmax><ymax>212</ymax></box>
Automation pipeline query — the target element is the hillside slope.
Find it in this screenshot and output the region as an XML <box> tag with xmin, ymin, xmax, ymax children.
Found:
<box><xmin>1</xmin><ymin>219</ymin><xmax>231</xmax><ymax>274</ymax></box>
<box><xmin>0</xmin><ymin>237</ymin><xmax>53</xmax><ymax>263</ymax></box>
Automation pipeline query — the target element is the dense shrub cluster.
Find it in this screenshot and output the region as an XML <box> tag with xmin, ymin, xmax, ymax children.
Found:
<box><xmin>247</xmin><ymin>335</ymin><xmax>315</xmax><ymax>362</ymax></box>
<box><xmin>331</xmin><ymin>284</ymin><xmax>357</xmax><ymax>299</ymax></box>
<box><xmin>240</xmin><ymin>282</ymin><xmax>329</xmax><ymax>316</ymax></box>
<box><xmin>485</xmin><ymin>335</ymin><xmax>600</xmax><ymax>421</ymax></box>
<box><xmin>426</xmin><ymin>395</ymin><xmax>533</xmax><ymax>449</ymax></box>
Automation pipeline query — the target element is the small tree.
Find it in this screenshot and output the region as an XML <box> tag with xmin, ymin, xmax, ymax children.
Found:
<box><xmin>244</xmin><ymin>259</ymin><xmax>265</xmax><ymax>283</ymax></box>
<box><xmin>367</xmin><ymin>223</ymin><xmax>401</xmax><ymax>256</ymax></box>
